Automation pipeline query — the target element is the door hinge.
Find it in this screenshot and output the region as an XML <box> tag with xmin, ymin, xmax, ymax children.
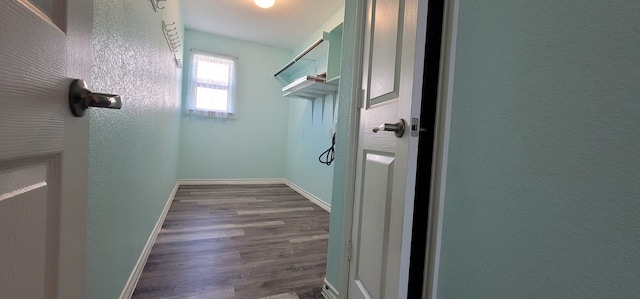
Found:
<box><xmin>357</xmin><ymin>89</ymin><xmax>365</xmax><ymax>109</ymax></box>
<box><xmin>346</xmin><ymin>240</ymin><xmax>353</xmax><ymax>262</ymax></box>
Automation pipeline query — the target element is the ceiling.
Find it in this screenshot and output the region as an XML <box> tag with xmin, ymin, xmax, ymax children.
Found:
<box><xmin>182</xmin><ymin>0</ymin><xmax>344</xmax><ymax>50</ymax></box>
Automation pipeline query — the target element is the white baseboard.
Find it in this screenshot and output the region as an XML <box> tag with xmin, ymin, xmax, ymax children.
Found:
<box><xmin>321</xmin><ymin>278</ymin><xmax>339</xmax><ymax>299</ymax></box>
<box><xmin>178</xmin><ymin>178</ymin><xmax>285</xmax><ymax>185</ymax></box>
<box><xmin>119</xmin><ymin>182</ymin><xmax>179</xmax><ymax>299</ymax></box>
<box><xmin>284</xmin><ymin>179</ymin><xmax>331</xmax><ymax>213</ymax></box>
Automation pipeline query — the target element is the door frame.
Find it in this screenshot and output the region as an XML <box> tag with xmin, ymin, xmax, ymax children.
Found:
<box><xmin>337</xmin><ymin>0</ymin><xmax>460</xmax><ymax>297</ymax></box>
<box><xmin>335</xmin><ymin>0</ymin><xmax>367</xmax><ymax>295</ymax></box>
<box><xmin>421</xmin><ymin>1</ymin><xmax>459</xmax><ymax>297</ymax></box>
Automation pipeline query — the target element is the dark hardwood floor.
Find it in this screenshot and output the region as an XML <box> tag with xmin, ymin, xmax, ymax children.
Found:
<box><xmin>132</xmin><ymin>184</ymin><xmax>330</xmax><ymax>299</ymax></box>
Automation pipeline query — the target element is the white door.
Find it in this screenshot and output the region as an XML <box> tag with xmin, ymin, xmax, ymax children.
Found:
<box><xmin>0</xmin><ymin>0</ymin><xmax>93</xmax><ymax>298</ymax></box>
<box><xmin>348</xmin><ymin>0</ymin><xmax>426</xmax><ymax>297</ymax></box>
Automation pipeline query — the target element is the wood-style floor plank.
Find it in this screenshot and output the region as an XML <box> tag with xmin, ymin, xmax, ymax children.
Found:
<box><xmin>132</xmin><ymin>184</ymin><xmax>329</xmax><ymax>299</ymax></box>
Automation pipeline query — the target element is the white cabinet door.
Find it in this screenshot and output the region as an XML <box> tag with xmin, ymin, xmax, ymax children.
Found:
<box><xmin>348</xmin><ymin>0</ymin><xmax>424</xmax><ymax>297</ymax></box>
<box><xmin>0</xmin><ymin>0</ymin><xmax>93</xmax><ymax>298</ymax></box>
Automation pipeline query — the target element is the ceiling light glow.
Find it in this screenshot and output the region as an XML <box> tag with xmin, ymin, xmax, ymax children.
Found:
<box><xmin>254</xmin><ymin>0</ymin><xmax>275</xmax><ymax>9</ymax></box>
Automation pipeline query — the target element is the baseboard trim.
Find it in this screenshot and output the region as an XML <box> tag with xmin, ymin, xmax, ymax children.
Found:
<box><xmin>321</xmin><ymin>278</ymin><xmax>339</xmax><ymax>299</ymax></box>
<box><xmin>284</xmin><ymin>179</ymin><xmax>331</xmax><ymax>213</ymax></box>
<box><xmin>178</xmin><ymin>179</ymin><xmax>285</xmax><ymax>185</ymax></box>
<box><xmin>119</xmin><ymin>182</ymin><xmax>179</xmax><ymax>299</ymax></box>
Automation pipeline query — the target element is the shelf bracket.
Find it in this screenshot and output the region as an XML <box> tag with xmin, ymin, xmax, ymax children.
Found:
<box><xmin>311</xmin><ymin>98</ymin><xmax>316</xmax><ymax>126</ymax></box>
<box><xmin>321</xmin><ymin>96</ymin><xmax>326</xmax><ymax>125</ymax></box>
<box><xmin>332</xmin><ymin>92</ymin><xmax>337</xmax><ymax>124</ymax></box>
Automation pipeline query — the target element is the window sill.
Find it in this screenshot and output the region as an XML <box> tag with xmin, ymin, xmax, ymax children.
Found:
<box><xmin>187</xmin><ymin>109</ymin><xmax>236</xmax><ymax>119</ymax></box>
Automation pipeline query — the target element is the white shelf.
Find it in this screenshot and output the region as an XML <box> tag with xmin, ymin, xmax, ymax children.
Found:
<box><xmin>283</xmin><ymin>76</ymin><xmax>339</xmax><ymax>100</ymax></box>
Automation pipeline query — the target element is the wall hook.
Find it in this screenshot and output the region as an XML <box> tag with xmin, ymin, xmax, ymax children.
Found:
<box><xmin>163</xmin><ymin>21</ymin><xmax>177</xmax><ymax>32</ymax></box>
<box><xmin>161</xmin><ymin>20</ymin><xmax>183</xmax><ymax>68</ymax></box>
<box><xmin>156</xmin><ymin>0</ymin><xmax>166</xmax><ymax>9</ymax></box>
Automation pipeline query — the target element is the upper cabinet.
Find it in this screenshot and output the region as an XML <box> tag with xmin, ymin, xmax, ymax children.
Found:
<box><xmin>275</xmin><ymin>23</ymin><xmax>343</xmax><ymax>100</ymax></box>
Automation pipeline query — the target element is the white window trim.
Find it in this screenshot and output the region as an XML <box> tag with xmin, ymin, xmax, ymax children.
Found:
<box><xmin>186</xmin><ymin>50</ymin><xmax>237</xmax><ymax>118</ymax></box>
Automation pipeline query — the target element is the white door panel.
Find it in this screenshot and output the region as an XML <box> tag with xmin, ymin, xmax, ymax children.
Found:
<box><xmin>0</xmin><ymin>160</ymin><xmax>56</xmax><ymax>298</ymax></box>
<box><xmin>353</xmin><ymin>153</ymin><xmax>395</xmax><ymax>298</ymax></box>
<box><xmin>0</xmin><ymin>1</ymin><xmax>66</xmax><ymax>159</ymax></box>
<box><xmin>349</xmin><ymin>0</ymin><xmax>424</xmax><ymax>297</ymax></box>
<box><xmin>368</xmin><ymin>0</ymin><xmax>401</xmax><ymax>103</ymax></box>
<box><xmin>0</xmin><ymin>0</ymin><xmax>93</xmax><ymax>297</ymax></box>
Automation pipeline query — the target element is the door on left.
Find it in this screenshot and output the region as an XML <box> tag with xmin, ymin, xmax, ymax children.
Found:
<box><xmin>0</xmin><ymin>0</ymin><xmax>94</xmax><ymax>298</ymax></box>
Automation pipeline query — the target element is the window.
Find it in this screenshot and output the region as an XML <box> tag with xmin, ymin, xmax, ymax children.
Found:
<box><xmin>186</xmin><ymin>51</ymin><xmax>236</xmax><ymax>118</ymax></box>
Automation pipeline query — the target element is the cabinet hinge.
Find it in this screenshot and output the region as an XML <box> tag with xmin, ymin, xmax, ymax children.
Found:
<box><xmin>346</xmin><ymin>240</ymin><xmax>353</xmax><ymax>262</ymax></box>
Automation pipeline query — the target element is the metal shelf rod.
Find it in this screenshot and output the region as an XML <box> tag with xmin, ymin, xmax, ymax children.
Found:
<box><xmin>274</xmin><ymin>38</ymin><xmax>325</xmax><ymax>77</ymax></box>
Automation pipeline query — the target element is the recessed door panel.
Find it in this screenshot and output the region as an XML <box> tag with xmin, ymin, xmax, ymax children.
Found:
<box><xmin>368</xmin><ymin>0</ymin><xmax>403</xmax><ymax>104</ymax></box>
<box><xmin>0</xmin><ymin>160</ymin><xmax>58</xmax><ymax>298</ymax></box>
<box><xmin>353</xmin><ymin>153</ymin><xmax>395</xmax><ymax>298</ymax></box>
<box><xmin>18</xmin><ymin>0</ymin><xmax>65</xmax><ymax>30</ymax></box>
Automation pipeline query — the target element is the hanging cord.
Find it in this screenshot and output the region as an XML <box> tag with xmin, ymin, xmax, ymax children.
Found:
<box><xmin>319</xmin><ymin>133</ymin><xmax>336</xmax><ymax>166</ymax></box>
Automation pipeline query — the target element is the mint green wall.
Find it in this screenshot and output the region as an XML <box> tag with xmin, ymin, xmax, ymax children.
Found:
<box><xmin>437</xmin><ymin>1</ymin><xmax>640</xmax><ymax>297</ymax></box>
<box><xmin>284</xmin><ymin>8</ymin><xmax>345</xmax><ymax>205</ymax></box>
<box><xmin>285</xmin><ymin>95</ymin><xmax>336</xmax><ymax>203</ymax></box>
<box><xmin>87</xmin><ymin>0</ymin><xmax>182</xmax><ymax>298</ymax></box>
<box><xmin>178</xmin><ymin>30</ymin><xmax>291</xmax><ymax>180</ymax></box>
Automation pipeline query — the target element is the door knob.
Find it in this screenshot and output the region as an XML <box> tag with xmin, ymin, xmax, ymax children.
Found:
<box><xmin>372</xmin><ymin>119</ymin><xmax>406</xmax><ymax>138</ymax></box>
<box><xmin>69</xmin><ymin>79</ymin><xmax>122</xmax><ymax>117</ymax></box>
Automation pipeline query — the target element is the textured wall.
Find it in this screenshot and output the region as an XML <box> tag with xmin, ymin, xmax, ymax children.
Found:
<box><xmin>284</xmin><ymin>8</ymin><xmax>344</xmax><ymax>205</ymax></box>
<box><xmin>87</xmin><ymin>0</ymin><xmax>183</xmax><ymax>297</ymax></box>
<box><xmin>437</xmin><ymin>1</ymin><xmax>640</xmax><ymax>297</ymax></box>
<box><xmin>178</xmin><ymin>30</ymin><xmax>290</xmax><ymax>180</ymax></box>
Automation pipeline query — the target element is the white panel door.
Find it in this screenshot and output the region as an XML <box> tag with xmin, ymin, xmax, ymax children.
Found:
<box><xmin>348</xmin><ymin>0</ymin><xmax>425</xmax><ymax>297</ymax></box>
<box><xmin>0</xmin><ymin>0</ymin><xmax>93</xmax><ymax>298</ymax></box>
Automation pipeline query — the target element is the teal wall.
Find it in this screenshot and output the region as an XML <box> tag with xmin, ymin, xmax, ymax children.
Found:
<box><xmin>284</xmin><ymin>8</ymin><xmax>345</xmax><ymax>206</ymax></box>
<box><xmin>87</xmin><ymin>0</ymin><xmax>183</xmax><ymax>298</ymax></box>
<box><xmin>437</xmin><ymin>1</ymin><xmax>640</xmax><ymax>297</ymax></box>
<box><xmin>284</xmin><ymin>96</ymin><xmax>336</xmax><ymax>203</ymax></box>
<box><xmin>178</xmin><ymin>29</ymin><xmax>291</xmax><ymax>180</ymax></box>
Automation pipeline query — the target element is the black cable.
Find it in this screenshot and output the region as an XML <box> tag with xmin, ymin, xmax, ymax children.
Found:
<box><xmin>319</xmin><ymin>133</ymin><xmax>336</xmax><ymax>166</ymax></box>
